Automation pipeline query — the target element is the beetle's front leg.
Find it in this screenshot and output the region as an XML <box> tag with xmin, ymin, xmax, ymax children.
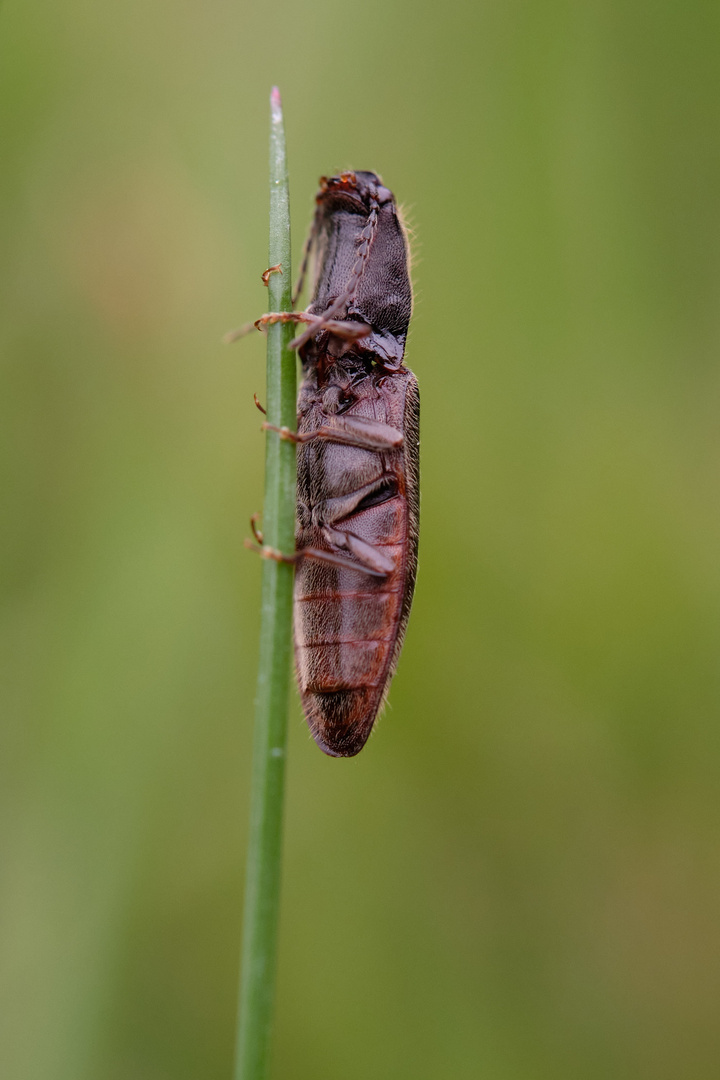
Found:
<box><xmin>289</xmin><ymin>315</ymin><xmax>370</xmax><ymax>350</ymax></box>
<box><xmin>262</xmin><ymin>415</ymin><xmax>403</xmax><ymax>452</ymax></box>
<box><xmin>224</xmin><ymin>311</ymin><xmax>316</xmax><ymax>345</ymax></box>
<box><xmin>225</xmin><ymin>312</ymin><xmax>370</xmax><ymax>346</ymax></box>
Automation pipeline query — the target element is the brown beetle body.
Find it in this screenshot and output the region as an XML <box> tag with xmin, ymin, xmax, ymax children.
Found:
<box><xmin>292</xmin><ymin>172</ymin><xmax>418</xmax><ymax>757</ymax></box>
<box><xmin>254</xmin><ymin>171</ymin><xmax>418</xmax><ymax>756</ymax></box>
<box><xmin>294</xmin><ymin>356</ymin><xmax>419</xmax><ymax>757</ymax></box>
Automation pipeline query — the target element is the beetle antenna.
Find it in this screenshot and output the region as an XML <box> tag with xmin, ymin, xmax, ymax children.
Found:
<box><xmin>223</xmin><ymin>320</ymin><xmax>256</xmax><ymax>344</ymax></box>
<box><xmin>289</xmin><ymin>192</ymin><xmax>380</xmax><ymax>351</ymax></box>
<box><xmin>292</xmin><ymin>202</ymin><xmax>323</xmax><ymax>307</ymax></box>
<box><xmin>345</xmin><ymin>194</ymin><xmax>379</xmax><ymax>300</ymax></box>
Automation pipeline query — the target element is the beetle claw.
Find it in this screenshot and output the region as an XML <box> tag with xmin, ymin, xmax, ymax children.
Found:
<box><xmin>261</xmin><ymin>263</ymin><xmax>282</xmax><ymax>285</ymax></box>
<box><xmin>250</xmin><ymin>513</ymin><xmax>263</xmax><ymax>545</ymax></box>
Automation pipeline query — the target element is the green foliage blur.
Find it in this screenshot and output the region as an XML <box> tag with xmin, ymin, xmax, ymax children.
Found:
<box><xmin>2</xmin><ymin>2</ymin><xmax>719</xmax><ymax>1078</ymax></box>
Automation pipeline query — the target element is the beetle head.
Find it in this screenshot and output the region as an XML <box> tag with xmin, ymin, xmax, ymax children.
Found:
<box><xmin>317</xmin><ymin>171</ymin><xmax>395</xmax><ymax>213</ymax></box>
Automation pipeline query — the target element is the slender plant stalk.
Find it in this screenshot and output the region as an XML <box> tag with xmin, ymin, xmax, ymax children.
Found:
<box><xmin>234</xmin><ymin>87</ymin><xmax>296</xmax><ymax>1080</ymax></box>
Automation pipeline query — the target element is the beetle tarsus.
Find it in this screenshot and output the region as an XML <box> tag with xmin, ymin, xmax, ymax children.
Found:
<box><xmin>250</xmin><ymin>513</ymin><xmax>263</xmax><ymax>545</ymax></box>
<box><xmin>254</xmin><ymin>311</ymin><xmax>317</xmax><ymax>333</ymax></box>
<box><xmin>244</xmin><ymin>539</ymin><xmax>295</xmax><ymax>564</ymax></box>
<box><xmin>261</xmin><ymin>263</ymin><xmax>282</xmax><ymax>286</ymax></box>
<box><xmin>261</xmin><ymin>423</ymin><xmax>296</xmax><ymax>442</ymax></box>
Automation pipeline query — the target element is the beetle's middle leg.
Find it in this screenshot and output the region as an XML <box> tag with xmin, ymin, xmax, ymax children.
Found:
<box><xmin>263</xmin><ymin>415</ymin><xmax>403</xmax><ymax>452</ymax></box>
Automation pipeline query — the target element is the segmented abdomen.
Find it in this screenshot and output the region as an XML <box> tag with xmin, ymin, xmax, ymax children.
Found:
<box><xmin>293</xmin><ymin>369</ymin><xmax>419</xmax><ymax>757</ymax></box>
<box><xmin>294</xmin><ymin>492</ymin><xmax>407</xmax><ymax>757</ymax></box>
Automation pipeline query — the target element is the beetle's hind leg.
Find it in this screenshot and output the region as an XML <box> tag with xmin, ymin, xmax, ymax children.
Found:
<box><xmin>309</xmin><ymin>477</ymin><xmax>399</xmax><ymax>577</ymax></box>
<box><xmin>245</xmin><ymin>539</ymin><xmax>390</xmax><ymax>579</ymax></box>
<box><xmin>249</xmin><ymin>513</ymin><xmax>263</xmax><ymax>544</ymax></box>
<box><xmin>261</xmin><ymin>264</ymin><xmax>282</xmax><ymax>285</ymax></box>
<box><xmin>322</xmin><ymin>526</ymin><xmax>396</xmax><ymax>576</ymax></box>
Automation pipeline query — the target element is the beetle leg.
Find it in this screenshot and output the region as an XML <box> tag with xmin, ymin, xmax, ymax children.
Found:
<box><xmin>300</xmin><ymin>319</ymin><xmax>371</xmax><ymax>344</ymax></box>
<box><xmin>244</xmin><ymin>539</ymin><xmax>388</xmax><ymax>578</ymax></box>
<box><xmin>250</xmin><ymin>513</ymin><xmax>263</xmax><ymax>544</ymax></box>
<box><xmin>225</xmin><ymin>311</ymin><xmax>369</xmax><ymax>346</ymax></box>
<box><xmin>322</xmin><ymin>526</ymin><xmax>395</xmax><ymax>576</ymax></box>
<box><xmin>223</xmin><ymin>311</ymin><xmax>316</xmax><ymax>345</ymax></box>
<box><xmin>256</xmin><ymin>313</ymin><xmax>368</xmax><ymax>338</ymax></box>
<box><xmin>244</xmin><ymin>539</ymin><xmax>295</xmax><ymax>564</ymax></box>
<box><xmin>253</xmin><ymin>312</ymin><xmax>312</xmax><ymax>331</ymax></box>
<box><xmin>289</xmin><ymin>306</ymin><xmax>371</xmax><ymax>350</ymax></box>
<box><xmin>262</xmin><ymin>415</ymin><xmax>403</xmax><ymax>452</ymax></box>
<box><xmin>261</xmin><ymin>263</ymin><xmax>282</xmax><ymax>286</ymax></box>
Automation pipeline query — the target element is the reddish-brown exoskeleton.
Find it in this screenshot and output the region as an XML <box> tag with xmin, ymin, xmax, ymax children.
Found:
<box><xmin>253</xmin><ymin>171</ymin><xmax>418</xmax><ymax>757</ymax></box>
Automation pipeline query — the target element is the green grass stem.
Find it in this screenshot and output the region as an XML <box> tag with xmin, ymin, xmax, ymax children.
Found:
<box><xmin>234</xmin><ymin>87</ymin><xmax>296</xmax><ymax>1080</ymax></box>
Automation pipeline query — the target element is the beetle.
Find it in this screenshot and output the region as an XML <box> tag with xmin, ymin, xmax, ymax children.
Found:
<box><xmin>253</xmin><ymin>171</ymin><xmax>419</xmax><ymax>757</ymax></box>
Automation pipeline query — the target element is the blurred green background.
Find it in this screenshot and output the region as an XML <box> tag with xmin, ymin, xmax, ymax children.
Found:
<box><xmin>2</xmin><ymin>1</ymin><xmax>720</xmax><ymax>1078</ymax></box>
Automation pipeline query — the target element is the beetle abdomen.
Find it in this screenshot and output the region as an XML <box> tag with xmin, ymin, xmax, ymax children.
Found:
<box><xmin>293</xmin><ymin>368</ymin><xmax>418</xmax><ymax>757</ymax></box>
<box><xmin>294</xmin><ymin>503</ymin><xmax>407</xmax><ymax>756</ymax></box>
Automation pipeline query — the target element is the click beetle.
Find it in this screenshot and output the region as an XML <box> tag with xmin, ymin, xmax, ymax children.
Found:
<box><xmin>253</xmin><ymin>171</ymin><xmax>419</xmax><ymax>757</ymax></box>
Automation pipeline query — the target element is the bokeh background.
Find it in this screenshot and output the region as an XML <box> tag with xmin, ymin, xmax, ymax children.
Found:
<box><xmin>2</xmin><ymin>2</ymin><xmax>720</xmax><ymax>1078</ymax></box>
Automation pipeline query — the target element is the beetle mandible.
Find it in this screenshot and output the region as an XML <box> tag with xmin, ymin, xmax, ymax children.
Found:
<box><xmin>254</xmin><ymin>171</ymin><xmax>419</xmax><ymax>757</ymax></box>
